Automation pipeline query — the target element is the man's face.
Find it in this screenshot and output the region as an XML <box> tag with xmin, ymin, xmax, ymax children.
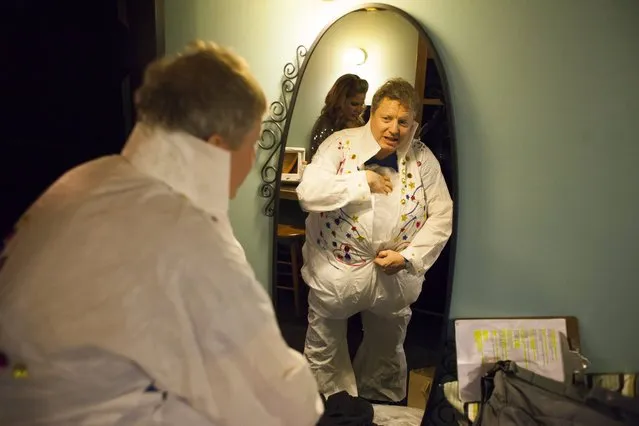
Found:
<box><xmin>370</xmin><ymin>97</ymin><xmax>415</xmax><ymax>156</ymax></box>
<box><xmin>228</xmin><ymin>119</ymin><xmax>261</xmax><ymax>199</ymax></box>
<box><xmin>209</xmin><ymin>119</ymin><xmax>261</xmax><ymax>199</ymax></box>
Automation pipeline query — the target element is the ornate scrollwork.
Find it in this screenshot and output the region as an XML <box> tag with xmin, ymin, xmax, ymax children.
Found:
<box><xmin>257</xmin><ymin>45</ymin><xmax>308</xmax><ymax>216</ymax></box>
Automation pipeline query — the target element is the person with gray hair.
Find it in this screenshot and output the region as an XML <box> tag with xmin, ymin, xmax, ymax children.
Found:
<box><xmin>297</xmin><ymin>78</ymin><xmax>453</xmax><ymax>403</ymax></box>
<box><xmin>0</xmin><ymin>41</ymin><xmax>323</xmax><ymax>425</ymax></box>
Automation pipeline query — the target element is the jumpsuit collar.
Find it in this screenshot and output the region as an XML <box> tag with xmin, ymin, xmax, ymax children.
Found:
<box><xmin>356</xmin><ymin>121</ymin><xmax>414</xmax><ymax>169</ymax></box>
<box><xmin>121</xmin><ymin>123</ymin><xmax>230</xmax><ymax>215</ymax></box>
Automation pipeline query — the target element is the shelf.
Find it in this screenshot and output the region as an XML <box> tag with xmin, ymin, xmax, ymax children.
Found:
<box><xmin>280</xmin><ymin>184</ymin><xmax>299</xmax><ymax>201</ymax></box>
<box><xmin>422</xmin><ymin>98</ymin><xmax>443</xmax><ymax>106</ymax></box>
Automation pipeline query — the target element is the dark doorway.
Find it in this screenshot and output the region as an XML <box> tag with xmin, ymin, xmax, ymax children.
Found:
<box><xmin>1</xmin><ymin>0</ymin><xmax>162</xmax><ymax>236</ymax></box>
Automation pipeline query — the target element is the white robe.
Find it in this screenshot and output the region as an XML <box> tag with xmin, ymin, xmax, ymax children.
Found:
<box><xmin>0</xmin><ymin>124</ymin><xmax>323</xmax><ymax>425</ymax></box>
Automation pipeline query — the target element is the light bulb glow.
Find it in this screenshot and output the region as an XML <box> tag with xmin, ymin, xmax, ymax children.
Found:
<box><xmin>342</xmin><ymin>47</ymin><xmax>367</xmax><ymax>66</ymax></box>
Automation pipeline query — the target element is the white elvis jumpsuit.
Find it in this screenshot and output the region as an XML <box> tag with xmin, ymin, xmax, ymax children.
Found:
<box><xmin>296</xmin><ymin>121</ymin><xmax>453</xmax><ymax>402</ymax></box>
<box><xmin>0</xmin><ymin>124</ymin><xmax>323</xmax><ymax>425</ymax></box>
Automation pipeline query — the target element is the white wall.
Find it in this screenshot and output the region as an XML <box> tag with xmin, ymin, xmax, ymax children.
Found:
<box><xmin>286</xmin><ymin>10</ymin><xmax>418</xmax><ymax>150</ymax></box>
<box><xmin>164</xmin><ymin>0</ymin><xmax>639</xmax><ymax>373</ymax></box>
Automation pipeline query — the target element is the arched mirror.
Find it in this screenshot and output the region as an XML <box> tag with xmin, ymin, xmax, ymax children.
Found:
<box><xmin>257</xmin><ymin>3</ymin><xmax>457</xmax><ymax>421</ymax></box>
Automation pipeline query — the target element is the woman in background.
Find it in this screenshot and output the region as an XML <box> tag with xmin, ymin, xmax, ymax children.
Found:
<box><xmin>309</xmin><ymin>74</ymin><xmax>369</xmax><ymax>159</ymax></box>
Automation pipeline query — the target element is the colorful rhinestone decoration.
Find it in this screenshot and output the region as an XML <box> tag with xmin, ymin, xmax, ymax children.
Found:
<box><xmin>12</xmin><ymin>363</ymin><xmax>28</xmax><ymax>379</ymax></box>
<box><xmin>393</xmin><ymin>143</ymin><xmax>429</xmax><ymax>248</ymax></box>
<box><xmin>311</xmin><ymin>136</ymin><xmax>431</xmax><ymax>266</ymax></box>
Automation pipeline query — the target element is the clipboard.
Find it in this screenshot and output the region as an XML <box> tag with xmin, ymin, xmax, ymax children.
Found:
<box><xmin>453</xmin><ymin>316</ymin><xmax>581</xmax><ymax>402</ymax></box>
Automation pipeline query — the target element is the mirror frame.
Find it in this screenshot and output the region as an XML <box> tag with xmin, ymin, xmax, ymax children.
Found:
<box><xmin>257</xmin><ymin>3</ymin><xmax>459</xmax><ymax>419</ymax></box>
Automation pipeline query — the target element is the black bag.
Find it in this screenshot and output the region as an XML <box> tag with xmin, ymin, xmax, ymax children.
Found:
<box><xmin>471</xmin><ymin>361</ymin><xmax>639</xmax><ymax>426</ymax></box>
<box><xmin>316</xmin><ymin>391</ymin><xmax>375</xmax><ymax>426</ymax></box>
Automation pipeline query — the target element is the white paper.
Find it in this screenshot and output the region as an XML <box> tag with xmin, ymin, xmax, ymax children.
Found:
<box><xmin>455</xmin><ymin>318</ymin><xmax>568</xmax><ymax>402</ymax></box>
<box><xmin>373</xmin><ymin>405</ymin><xmax>424</xmax><ymax>426</ymax></box>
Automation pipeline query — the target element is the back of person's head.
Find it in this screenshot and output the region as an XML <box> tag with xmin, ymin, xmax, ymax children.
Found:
<box><xmin>135</xmin><ymin>40</ymin><xmax>266</xmax><ymax>149</ymax></box>
<box><xmin>371</xmin><ymin>78</ymin><xmax>420</xmax><ymax>118</ymax></box>
<box><xmin>321</xmin><ymin>74</ymin><xmax>369</xmax><ymax>122</ymax></box>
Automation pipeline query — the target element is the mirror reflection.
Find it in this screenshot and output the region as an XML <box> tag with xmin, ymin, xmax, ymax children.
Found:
<box><xmin>273</xmin><ymin>6</ymin><xmax>456</xmax><ymax>420</ymax></box>
<box><xmin>309</xmin><ymin>74</ymin><xmax>369</xmax><ymax>160</ymax></box>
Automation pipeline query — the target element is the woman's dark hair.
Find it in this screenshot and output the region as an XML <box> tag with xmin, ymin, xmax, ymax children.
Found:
<box><xmin>308</xmin><ymin>74</ymin><xmax>369</xmax><ymax>160</ymax></box>
<box><xmin>319</xmin><ymin>74</ymin><xmax>369</xmax><ymax>129</ymax></box>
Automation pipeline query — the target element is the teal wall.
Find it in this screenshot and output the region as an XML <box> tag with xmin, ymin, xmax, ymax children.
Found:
<box><xmin>163</xmin><ymin>0</ymin><xmax>639</xmax><ymax>372</ymax></box>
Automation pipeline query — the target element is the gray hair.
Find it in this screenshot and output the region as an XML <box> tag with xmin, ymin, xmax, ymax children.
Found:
<box><xmin>135</xmin><ymin>40</ymin><xmax>266</xmax><ymax>148</ymax></box>
<box><xmin>371</xmin><ymin>78</ymin><xmax>420</xmax><ymax>118</ymax></box>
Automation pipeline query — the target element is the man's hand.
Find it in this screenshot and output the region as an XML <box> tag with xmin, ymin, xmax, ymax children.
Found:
<box><xmin>366</xmin><ymin>170</ymin><xmax>392</xmax><ymax>194</ymax></box>
<box><xmin>374</xmin><ymin>250</ymin><xmax>406</xmax><ymax>275</ymax></box>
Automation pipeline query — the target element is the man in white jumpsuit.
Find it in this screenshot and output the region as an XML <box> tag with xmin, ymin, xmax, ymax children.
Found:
<box><xmin>0</xmin><ymin>41</ymin><xmax>323</xmax><ymax>425</ymax></box>
<box><xmin>297</xmin><ymin>78</ymin><xmax>453</xmax><ymax>402</ymax></box>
